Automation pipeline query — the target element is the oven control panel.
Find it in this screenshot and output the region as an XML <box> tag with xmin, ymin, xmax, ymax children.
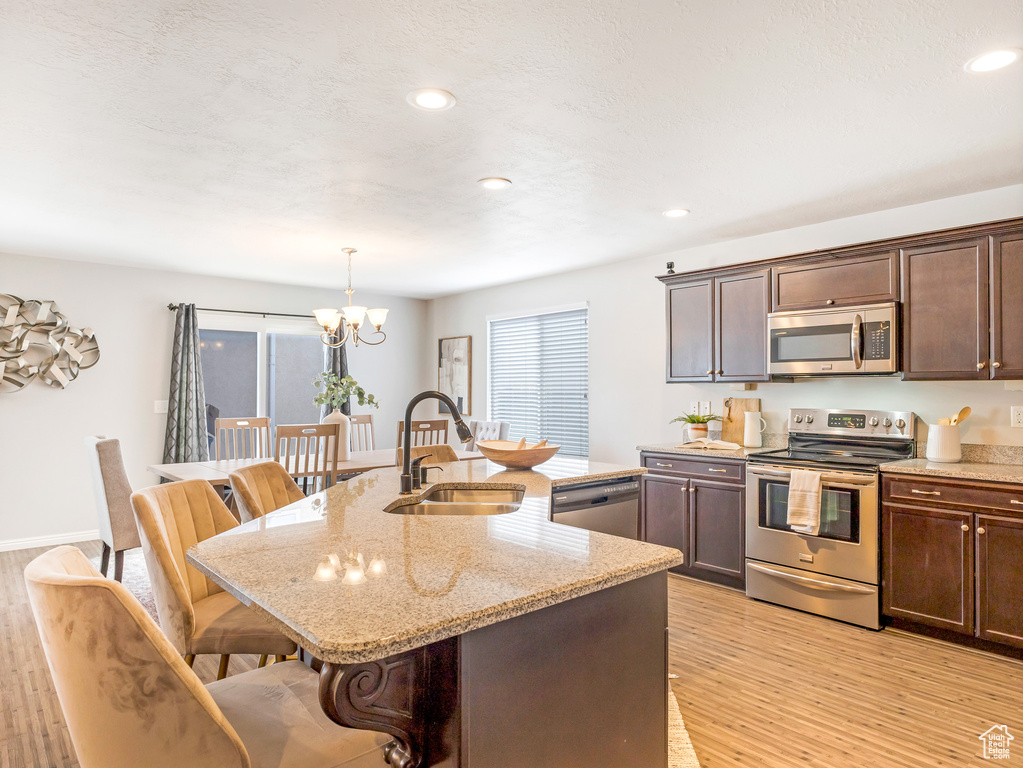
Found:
<box><xmin>788</xmin><ymin>408</ymin><xmax>915</xmax><ymax>439</ymax></box>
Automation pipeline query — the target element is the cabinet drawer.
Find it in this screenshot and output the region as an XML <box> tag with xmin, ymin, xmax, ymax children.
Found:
<box><xmin>642</xmin><ymin>454</ymin><xmax>744</xmax><ymax>483</ymax></box>
<box><xmin>884</xmin><ymin>476</ymin><xmax>1023</xmax><ymax>515</ymax></box>
<box><xmin>772</xmin><ymin>251</ymin><xmax>898</xmax><ymax>312</ymax></box>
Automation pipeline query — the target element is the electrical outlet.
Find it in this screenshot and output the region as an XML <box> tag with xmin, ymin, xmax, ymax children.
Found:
<box><xmin>690</xmin><ymin>401</ymin><xmax>700</xmax><ymax>416</ymax></box>
<box><xmin>154</xmin><ymin>400</ymin><xmax>168</xmax><ymax>414</ymax></box>
<box><xmin>1012</xmin><ymin>406</ymin><xmax>1023</xmax><ymax>428</ymax></box>
<box><xmin>700</xmin><ymin>401</ymin><xmax>712</xmax><ymax>416</ymax></box>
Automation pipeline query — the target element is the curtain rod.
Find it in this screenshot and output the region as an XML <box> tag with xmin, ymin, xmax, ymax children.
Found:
<box><xmin>166</xmin><ymin>303</ymin><xmax>314</xmax><ymax>320</ymax></box>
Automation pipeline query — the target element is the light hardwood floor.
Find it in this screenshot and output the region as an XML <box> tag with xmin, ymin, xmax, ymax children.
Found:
<box><xmin>2</xmin><ymin>542</ymin><xmax>1021</xmax><ymax>766</ymax></box>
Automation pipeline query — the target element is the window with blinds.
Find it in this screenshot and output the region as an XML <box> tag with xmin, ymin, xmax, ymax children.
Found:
<box><xmin>488</xmin><ymin>307</ymin><xmax>589</xmax><ymax>457</ymax></box>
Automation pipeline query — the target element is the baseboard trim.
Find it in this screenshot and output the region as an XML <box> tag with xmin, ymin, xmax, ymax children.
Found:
<box><xmin>0</xmin><ymin>530</ymin><xmax>101</xmax><ymax>553</ymax></box>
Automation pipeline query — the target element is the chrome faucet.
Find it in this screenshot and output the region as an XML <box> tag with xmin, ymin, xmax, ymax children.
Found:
<box><xmin>399</xmin><ymin>391</ymin><xmax>473</xmax><ymax>494</ymax></box>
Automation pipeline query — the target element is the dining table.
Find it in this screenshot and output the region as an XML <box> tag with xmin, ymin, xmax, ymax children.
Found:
<box><xmin>147</xmin><ymin>447</ymin><xmax>485</xmax><ymax>487</ymax></box>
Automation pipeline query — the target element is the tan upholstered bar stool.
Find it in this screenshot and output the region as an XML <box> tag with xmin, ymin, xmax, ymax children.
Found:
<box><xmin>228</xmin><ymin>461</ymin><xmax>306</xmax><ymax>523</ymax></box>
<box><xmin>84</xmin><ymin>436</ymin><xmax>141</xmax><ymax>581</ymax></box>
<box><xmin>394</xmin><ymin>443</ymin><xmax>459</xmax><ymax>468</ymax></box>
<box><xmin>131</xmin><ymin>480</ymin><xmax>296</xmax><ymax>679</ymax></box>
<box><xmin>24</xmin><ymin>546</ymin><xmax>389</xmax><ymax>768</ymax></box>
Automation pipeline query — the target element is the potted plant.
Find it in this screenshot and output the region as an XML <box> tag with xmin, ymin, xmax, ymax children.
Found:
<box><xmin>312</xmin><ymin>373</ymin><xmax>379</xmax><ymax>460</ymax></box>
<box><xmin>669</xmin><ymin>412</ymin><xmax>722</xmax><ymax>441</ymax></box>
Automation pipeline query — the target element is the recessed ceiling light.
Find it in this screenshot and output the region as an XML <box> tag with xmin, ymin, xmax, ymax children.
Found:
<box><xmin>478</xmin><ymin>178</ymin><xmax>512</xmax><ymax>190</ymax></box>
<box><xmin>406</xmin><ymin>88</ymin><xmax>456</xmax><ymax>111</ymax></box>
<box><xmin>964</xmin><ymin>49</ymin><xmax>1021</xmax><ymax>73</ymax></box>
<box><xmin>662</xmin><ymin>209</ymin><xmax>690</xmax><ymax>218</ymax></box>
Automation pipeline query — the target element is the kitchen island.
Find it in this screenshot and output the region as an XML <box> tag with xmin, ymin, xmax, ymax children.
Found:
<box><xmin>188</xmin><ymin>456</ymin><xmax>682</xmax><ymax>768</ymax></box>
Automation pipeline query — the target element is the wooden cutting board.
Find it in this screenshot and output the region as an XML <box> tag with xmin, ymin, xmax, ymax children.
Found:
<box><xmin>721</xmin><ymin>398</ymin><xmax>761</xmax><ymax>444</ymax></box>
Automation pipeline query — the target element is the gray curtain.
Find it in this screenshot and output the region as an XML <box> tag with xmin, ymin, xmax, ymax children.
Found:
<box><xmin>321</xmin><ymin>341</ymin><xmax>350</xmax><ymax>420</ymax></box>
<box><xmin>163</xmin><ymin>303</ymin><xmax>209</xmax><ymax>462</ymax></box>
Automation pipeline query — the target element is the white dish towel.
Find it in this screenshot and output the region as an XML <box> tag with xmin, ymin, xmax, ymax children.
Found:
<box><xmin>786</xmin><ymin>469</ymin><xmax>823</xmax><ymax>536</ymax></box>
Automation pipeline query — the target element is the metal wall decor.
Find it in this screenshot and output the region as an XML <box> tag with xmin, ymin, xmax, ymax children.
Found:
<box><xmin>0</xmin><ymin>294</ymin><xmax>100</xmax><ymax>393</ymax></box>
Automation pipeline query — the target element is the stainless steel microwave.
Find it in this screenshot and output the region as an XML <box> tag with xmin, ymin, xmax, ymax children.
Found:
<box><xmin>768</xmin><ymin>302</ymin><xmax>898</xmax><ymax>376</ymax></box>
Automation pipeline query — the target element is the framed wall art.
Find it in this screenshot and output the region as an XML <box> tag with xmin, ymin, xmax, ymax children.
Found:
<box><xmin>438</xmin><ymin>335</ymin><xmax>471</xmax><ymax>416</ymax></box>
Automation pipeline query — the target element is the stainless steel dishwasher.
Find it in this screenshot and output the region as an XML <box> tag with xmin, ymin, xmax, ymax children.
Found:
<box><xmin>549</xmin><ymin>478</ymin><xmax>641</xmax><ymax>539</ymax></box>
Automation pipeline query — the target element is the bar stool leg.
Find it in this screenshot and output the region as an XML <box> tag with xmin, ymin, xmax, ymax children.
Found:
<box><xmin>217</xmin><ymin>654</ymin><xmax>231</xmax><ymax>680</ymax></box>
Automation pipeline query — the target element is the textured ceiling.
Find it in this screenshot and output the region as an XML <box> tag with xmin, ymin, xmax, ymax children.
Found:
<box><xmin>1</xmin><ymin>0</ymin><xmax>1021</xmax><ymax>298</ymax></box>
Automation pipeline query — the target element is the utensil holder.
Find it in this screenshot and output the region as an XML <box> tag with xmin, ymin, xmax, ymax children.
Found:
<box><xmin>925</xmin><ymin>424</ymin><xmax>961</xmax><ymax>463</ymax></box>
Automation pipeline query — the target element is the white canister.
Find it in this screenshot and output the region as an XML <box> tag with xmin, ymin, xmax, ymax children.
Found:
<box><xmin>743</xmin><ymin>411</ymin><xmax>768</xmax><ymax>448</ymax></box>
<box><xmin>925</xmin><ymin>424</ymin><xmax>961</xmax><ymax>463</ymax></box>
<box><xmin>322</xmin><ymin>409</ymin><xmax>352</xmax><ymax>460</ymax></box>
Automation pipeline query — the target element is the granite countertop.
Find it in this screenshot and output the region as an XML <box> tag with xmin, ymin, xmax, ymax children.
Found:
<box><xmin>880</xmin><ymin>459</ymin><xmax>1023</xmax><ymax>484</ymax></box>
<box><xmin>636</xmin><ymin>441</ymin><xmax>773</xmax><ymax>460</ymax></box>
<box><xmin>187</xmin><ymin>457</ymin><xmax>680</xmax><ymax>664</ymax></box>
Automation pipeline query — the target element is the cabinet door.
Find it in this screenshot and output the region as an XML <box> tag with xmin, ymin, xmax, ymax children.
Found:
<box><xmin>640</xmin><ymin>475</ymin><xmax>688</xmax><ymax>572</ymax></box>
<box><xmin>715</xmin><ymin>271</ymin><xmax>769</xmax><ymax>382</ymax></box>
<box><xmin>990</xmin><ymin>231</ymin><xmax>1023</xmax><ymax>380</ymax></box>
<box><xmin>881</xmin><ymin>504</ymin><xmax>974</xmax><ymax>634</ymax></box>
<box><xmin>688</xmin><ymin>479</ymin><xmax>745</xmax><ymax>586</ymax></box>
<box><xmin>666</xmin><ymin>280</ymin><xmax>713</xmax><ymax>382</ymax></box>
<box><xmin>976</xmin><ymin>514</ymin><xmax>1023</xmax><ymax>647</ymax></box>
<box><xmin>772</xmin><ymin>251</ymin><xmax>898</xmax><ymax>312</ymax></box>
<box><xmin>901</xmin><ymin>237</ymin><xmax>989</xmax><ymax>380</ymax></box>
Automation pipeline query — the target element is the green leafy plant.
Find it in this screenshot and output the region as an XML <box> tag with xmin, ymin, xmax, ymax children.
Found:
<box><xmin>669</xmin><ymin>412</ymin><xmax>722</xmax><ymax>425</ymax></box>
<box><xmin>312</xmin><ymin>372</ymin><xmax>379</xmax><ymax>411</ymax></box>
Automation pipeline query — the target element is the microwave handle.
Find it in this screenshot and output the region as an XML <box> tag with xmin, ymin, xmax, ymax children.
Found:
<box><xmin>851</xmin><ymin>314</ymin><xmax>863</xmax><ymax>369</ymax></box>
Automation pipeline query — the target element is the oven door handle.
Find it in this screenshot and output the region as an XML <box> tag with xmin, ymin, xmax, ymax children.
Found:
<box><xmin>851</xmin><ymin>314</ymin><xmax>863</xmax><ymax>369</ymax></box>
<box><xmin>748</xmin><ymin>468</ymin><xmax>876</xmax><ymax>486</ymax></box>
<box><xmin>747</xmin><ymin>562</ymin><xmax>875</xmax><ymax>594</ymax></box>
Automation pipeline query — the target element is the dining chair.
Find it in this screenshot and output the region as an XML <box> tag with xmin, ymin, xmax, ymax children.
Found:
<box><xmin>395</xmin><ymin>419</ymin><xmax>449</xmax><ymax>451</ymax></box>
<box><xmin>275</xmin><ymin>424</ymin><xmax>339</xmax><ymax>494</ymax></box>
<box><xmin>228</xmin><ymin>462</ymin><xmax>306</xmax><ymax>523</ymax></box>
<box><xmin>130</xmin><ymin>480</ymin><xmax>296</xmax><ymax>679</ymax></box>
<box><xmin>349</xmin><ymin>414</ymin><xmax>376</xmax><ymax>451</ymax></box>
<box><xmin>213</xmin><ymin>417</ymin><xmax>272</xmax><ymax>461</ymax></box>
<box><xmin>466</xmin><ymin>420</ymin><xmax>511</xmax><ymax>450</ymax></box>
<box><xmin>84</xmin><ymin>436</ymin><xmax>140</xmax><ymax>582</ymax></box>
<box><xmin>24</xmin><ymin>545</ymin><xmax>390</xmax><ymax>768</ymax></box>
<box><xmin>394</xmin><ymin>443</ymin><xmax>459</xmax><ymax>468</ymax></box>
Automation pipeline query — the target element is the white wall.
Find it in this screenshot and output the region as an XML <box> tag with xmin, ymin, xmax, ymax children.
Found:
<box><xmin>0</xmin><ymin>253</ymin><xmax>429</xmax><ymax>547</ymax></box>
<box><xmin>426</xmin><ymin>185</ymin><xmax>1023</xmax><ymax>465</ymax></box>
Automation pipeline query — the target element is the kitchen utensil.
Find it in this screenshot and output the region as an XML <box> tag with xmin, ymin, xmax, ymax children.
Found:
<box><xmin>950</xmin><ymin>406</ymin><xmax>971</xmax><ymax>426</ymax></box>
<box><xmin>530</xmin><ymin>439</ymin><xmax>548</xmax><ymax>448</ymax></box>
<box><xmin>721</xmin><ymin>398</ymin><xmax>761</xmax><ymax>444</ymax></box>
<box><xmin>743</xmin><ymin>411</ymin><xmax>768</xmax><ymax>448</ymax></box>
<box><xmin>925</xmin><ymin>424</ymin><xmax>961</xmax><ymax>463</ymax></box>
<box><xmin>937</xmin><ymin>418</ymin><xmax>951</xmax><ymax>426</ymax></box>
<box><xmin>476</xmin><ymin>440</ymin><xmax>561</xmax><ymax>469</ymax></box>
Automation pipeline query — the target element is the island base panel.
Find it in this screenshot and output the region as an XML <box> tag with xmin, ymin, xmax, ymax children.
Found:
<box><xmin>460</xmin><ymin>572</ymin><xmax>668</xmax><ymax>768</ymax></box>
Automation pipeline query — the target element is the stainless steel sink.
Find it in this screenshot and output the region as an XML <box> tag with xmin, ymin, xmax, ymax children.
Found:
<box><xmin>420</xmin><ymin>487</ymin><xmax>525</xmax><ymax>504</ymax></box>
<box><xmin>388</xmin><ymin>502</ymin><xmax>519</xmax><ymax>516</ymax></box>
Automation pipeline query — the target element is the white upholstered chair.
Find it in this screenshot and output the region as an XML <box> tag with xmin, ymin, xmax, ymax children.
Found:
<box><xmin>84</xmin><ymin>436</ymin><xmax>141</xmax><ymax>581</ymax></box>
<box><xmin>24</xmin><ymin>545</ymin><xmax>390</xmax><ymax>768</ymax></box>
<box><xmin>466</xmin><ymin>420</ymin><xmax>511</xmax><ymax>451</ymax></box>
<box><xmin>131</xmin><ymin>480</ymin><xmax>296</xmax><ymax>678</ymax></box>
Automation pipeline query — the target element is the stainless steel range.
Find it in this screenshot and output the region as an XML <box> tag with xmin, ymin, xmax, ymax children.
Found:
<box><xmin>745</xmin><ymin>408</ymin><xmax>915</xmax><ymax>629</ymax></box>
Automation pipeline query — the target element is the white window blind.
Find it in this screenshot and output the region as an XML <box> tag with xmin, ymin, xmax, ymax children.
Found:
<box><xmin>488</xmin><ymin>307</ymin><xmax>589</xmax><ymax>457</ymax></box>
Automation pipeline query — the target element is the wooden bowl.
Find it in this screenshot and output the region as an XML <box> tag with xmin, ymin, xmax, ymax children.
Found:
<box><xmin>475</xmin><ymin>440</ymin><xmax>561</xmax><ymax>469</ymax></box>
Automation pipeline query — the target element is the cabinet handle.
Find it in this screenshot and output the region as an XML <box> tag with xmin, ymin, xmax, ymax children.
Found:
<box><xmin>977</xmin><ymin>362</ymin><xmax>986</xmax><ymax>370</ymax></box>
<box><xmin>708</xmin><ymin>468</ymin><xmax>727</xmax><ymax>473</ymax></box>
<box><xmin>688</xmin><ymin>487</ymin><xmax>695</xmax><ymax>493</ymax></box>
<box><xmin>706</xmin><ymin>370</ymin><xmax>714</xmax><ymax>375</ymax></box>
<box><xmin>978</xmin><ymin>527</ymin><xmax>986</xmax><ymax>535</ymax></box>
<box><xmin>1012</xmin><ymin>500</ymin><xmax>1022</xmax><ymax>505</ymax></box>
<box><xmin>826</xmin><ymin>299</ymin><xmax>834</xmax><ymax>305</ymax></box>
<box><xmin>993</xmin><ymin>362</ymin><xmax>1002</xmax><ymax>369</ymax></box>
<box><xmin>716</xmin><ymin>370</ymin><xmax>724</xmax><ymax>374</ymax></box>
<box><xmin>655</xmin><ymin>462</ymin><xmax>672</xmax><ymax>467</ymax></box>
<box><xmin>910</xmin><ymin>489</ymin><xmax>941</xmax><ymax>496</ymax></box>
<box><xmin>961</xmin><ymin>524</ymin><xmax>970</xmax><ymax>532</ymax></box>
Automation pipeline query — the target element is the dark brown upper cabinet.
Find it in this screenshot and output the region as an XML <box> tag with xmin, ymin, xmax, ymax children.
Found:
<box><xmin>665</xmin><ymin>271</ymin><xmax>769</xmax><ymax>383</ymax></box>
<box><xmin>771</xmin><ymin>250</ymin><xmax>899</xmax><ymax>312</ymax></box>
<box><xmin>990</xmin><ymin>231</ymin><xmax>1023</xmax><ymax>379</ymax></box>
<box><xmin>901</xmin><ymin>237</ymin><xmax>990</xmax><ymax>380</ymax></box>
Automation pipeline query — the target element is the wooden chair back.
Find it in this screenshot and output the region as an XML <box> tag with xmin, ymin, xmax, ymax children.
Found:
<box><xmin>274</xmin><ymin>424</ymin><xmax>339</xmax><ymax>494</ymax></box>
<box><xmin>395</xmin><ymin>419</ymin><xmax>449</xmax><ymax>451</ymax></box>
<box><xmin>349</xmin><ymin>414</ymin><xmax>375</xmax><ymax>452</ymax></box>
<box><xmin>213</xmin><ymin>417</ymin><xmax>271</xmax><ymax>461</ymax></box>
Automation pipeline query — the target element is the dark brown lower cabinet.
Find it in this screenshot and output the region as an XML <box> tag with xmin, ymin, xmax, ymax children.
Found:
<box><xmin>688</xmin><ymin>479</ymin><xmax>745</xmax><ymax>583</ymax></box>
<box><xmin>881</xmin><ymin>504</ymin><xmax>973</xmax><ymax>634</ymax></box>
<box><xmin>977</xmin><ymin>514</ymin><xmax>1023</xmax><ymax>648</ymax></box>
<box><xmin>640</xmin><ymin>453</ymin><xmax>745</xmax><ymax>589</ymax></box>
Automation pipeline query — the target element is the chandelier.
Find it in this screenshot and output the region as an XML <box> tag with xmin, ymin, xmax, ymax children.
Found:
<box><xmin>314</xmin><ymin>248</ymin><xmax>388</xmax><ymax>347</ymax></box>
